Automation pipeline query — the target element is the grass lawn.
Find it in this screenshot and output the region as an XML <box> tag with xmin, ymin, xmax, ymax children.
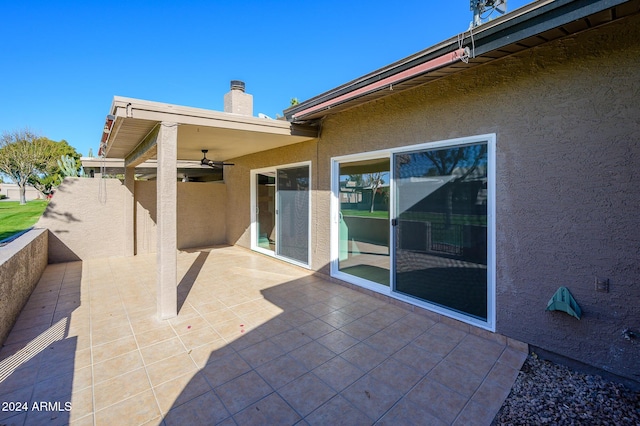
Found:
<box><xmin>0</xmin><ymin>200</ymin><xmax>49</xmax><ymax>241</ymax></box>
<box><xmin>341</xmin><ymin>209</ymin><xmax>389</xmax><ymax>219</ymax></box>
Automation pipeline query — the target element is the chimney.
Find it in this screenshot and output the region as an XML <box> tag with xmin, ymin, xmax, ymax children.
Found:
<box><xmin>224</xmin><ymin>80</ymin><xmax>253</xmax><ymax>116</ymax></box>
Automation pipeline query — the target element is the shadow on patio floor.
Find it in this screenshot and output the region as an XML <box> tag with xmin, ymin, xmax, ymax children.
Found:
<box><xmin>0</xmin><ymin>246</ymin><xmax>527</xmax><ymax>425</ymax></box>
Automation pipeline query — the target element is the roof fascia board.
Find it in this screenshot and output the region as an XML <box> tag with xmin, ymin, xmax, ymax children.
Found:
<box><xmin>284</xmin><ymin>0</ymin><xmax>629</xmax><ymax>121</ymax></box>
<box><xmin>289</xmin><ymin>48</ymin><xmax>467</xmax><ymax>120</ymax></box>
<box><xmin>112</xmin><ymin>96</ymin><xmax>293</xmax><ymax>131</ymax></box>
<box><xmin>472</xmin><ymin>0</ymin><xmax>630</xmax><ymax>56</ymax></box>
<box><xmin>110</xmin><ymin>96</ymin><xmax>318</xmax><ymax>139</ymax></box>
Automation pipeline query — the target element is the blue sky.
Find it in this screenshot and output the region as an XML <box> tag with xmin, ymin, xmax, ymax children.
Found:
<box><xmin>0</xmin><ymin>0</ymin><xmax>531</xmax><ymax>157</ymax></box>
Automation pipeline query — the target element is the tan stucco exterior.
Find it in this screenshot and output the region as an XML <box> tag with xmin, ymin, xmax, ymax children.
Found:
<box><xmin>38</xmin><ymin>178</ymin><xmax>228</xmax><ymax>262</ymax></box>
<box><xmin>223</xmin><ymin>15</ymin><xmax>640</xmax><ymax>381</ymax></box>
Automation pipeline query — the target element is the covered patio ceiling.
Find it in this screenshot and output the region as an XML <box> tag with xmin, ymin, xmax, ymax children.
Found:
<box><xmin>101</xmin><ymin>96</ymin><xmax>318</xmax><ymax>163</ymax></box>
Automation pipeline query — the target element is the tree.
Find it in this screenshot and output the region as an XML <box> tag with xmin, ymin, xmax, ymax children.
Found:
<box><xmin>347</xmin><ymin>173</ymin><xmax>386</xmax><ymax>213</ymax></box>
<box><xmin>0</xmin><ymin>129</ymin><xmax>56</xmax><ymax>205</ymax></box>
<box><xmin>30</xmin><ymin>139</ymin><xmax>82</xmax><ymax>194</ymax></box>
<box><xmin>422</xmin><ymin>144</ymin><xmax>487</xmax><ymax>227</ymax></box>
<box><xmin>364</xmin><ymin>172</ymin><xmax>385</xmax><ymax>213</ymax></box>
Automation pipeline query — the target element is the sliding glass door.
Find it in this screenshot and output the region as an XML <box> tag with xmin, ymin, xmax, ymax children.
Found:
<box><xmin>331</xmin><ymin>136</ymin><xmax>494</xmax><ymax>328</ymax></box>
<box><xmin>394</xmin><ymin>142</ymin><xmax>489</xmax><ymax>321</ymax></box>
<box><xmin>256</xmin><ymin>173</ymin><xmax>276</xmax><ymax>252</ymax></box>
<box><xmin>252</xmin><ymin>163</ymin><xmax>311</xmax><ymax>267</ymax></box>
<box><xmin>276</xmin><ymin>165</ymin><xmax>310</xmax><ymax>264</ymax></box>
<box><xmin>337</xmin><ymin>158</ymin><xmax>390</xmax><ymax>287</ymax></box>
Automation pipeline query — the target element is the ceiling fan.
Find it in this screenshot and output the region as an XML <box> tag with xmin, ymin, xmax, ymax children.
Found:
<box><xmin>200</xmin><ymin>150</ymin><xmax>234</xmax><ymax>168</ymax></box>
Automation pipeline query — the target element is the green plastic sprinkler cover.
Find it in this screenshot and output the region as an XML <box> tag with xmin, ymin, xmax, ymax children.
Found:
<box><xmin>546</xmin><ymin>286</ymin><xmax>582</xmax><ymax>319</ymax></box>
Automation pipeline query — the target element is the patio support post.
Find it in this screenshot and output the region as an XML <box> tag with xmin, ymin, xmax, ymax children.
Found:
<box><xmin>124</xmin><ymin>166</ymin><xmax>135</xmax><ymax>257</ymax></box>
<box><xmin>156</xmin><ymin>122</ymin><xmax>178</xmax><ymax>319</ymax></box>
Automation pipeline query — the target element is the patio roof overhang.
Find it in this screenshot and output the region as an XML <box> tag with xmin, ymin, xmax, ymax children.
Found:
<box><xmin>97</xmin><ymin>97</ymin><xmax>317</xmax><ymax>320</ymax></box>
<box><xmin>101</xmin><ymin>96</ymin><xmax>318</xmax><ymax>165</ymax></box>
<box><xmin>284</xmin><ymin>0</ymin><xmax>640</xmax><ymax>122</ymax></box>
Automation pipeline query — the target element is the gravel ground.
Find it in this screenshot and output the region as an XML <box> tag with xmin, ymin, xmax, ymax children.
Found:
<box><xmin>493</xmin><ymin>353</ymin><xmax>640</xmax><ymax>425</ymax></box>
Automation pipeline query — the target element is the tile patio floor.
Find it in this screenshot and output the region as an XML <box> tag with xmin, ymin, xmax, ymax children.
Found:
<box><xmin>0</xmin><ymin>246</ymin><xmax>527</xmax><ymax>425</ymax></box>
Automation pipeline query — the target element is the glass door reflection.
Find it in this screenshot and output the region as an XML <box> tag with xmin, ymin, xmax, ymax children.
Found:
<box><xmin>394</xmin><ymin>143</ymin><xmax>488</xmax><ymax>320</ymax></box>
<box><xmin>338</xmin><ymin>158</ymin><xmax>390</xmax><ymax>286</ymax></box>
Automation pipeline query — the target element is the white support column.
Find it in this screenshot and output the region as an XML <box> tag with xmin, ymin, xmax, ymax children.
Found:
<box><xmin>156</xmin><ymin>122</ymin><xmax>178</xmax><ymax>319</ymax></box>
<box><xmin>124</xmin><ymin>166</ymin><xmax>136</xmax><ymax>257</ymax></box>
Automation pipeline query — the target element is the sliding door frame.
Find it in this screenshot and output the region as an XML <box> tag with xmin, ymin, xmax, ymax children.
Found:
<box><xmin>330</xmin><ymin>149</ymin><xmax>393</xmax><ymax>293</ymax></box>
<box><xmin>331</xmin><ymin>135</ymin><xmax>496</xmax><ymax>331</ymax></box>
<box><xmin>250</xmin><ymin>161</ymin><xmax>312</xmax><ymax>269</ymax></box>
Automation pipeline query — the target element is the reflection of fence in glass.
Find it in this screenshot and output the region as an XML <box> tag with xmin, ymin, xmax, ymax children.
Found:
<box><xmin>399</xmin><ymin>220</ymin><xmax>487</xmax><ymax>263</ymax></box>
<box><xmin>428</xmin><ymin>222</ymin><xmax>464</xmax><ymax>256</ymax></box>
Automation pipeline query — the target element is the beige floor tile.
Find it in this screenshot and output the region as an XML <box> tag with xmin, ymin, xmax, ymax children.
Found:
<box><xmin>200</xmin><ymin>351</ymin><xmax>252</xmax><ymax>388</ymax></box>
<box><xmin>339</xmin><ymin>319</ymin><xmax>377</xmax><ymax>341</ymax></box>
<box><xmin>70</xmin><ymin>413</ymin><xmax>94</xmax><ymax>426</ymax></box>
<box><xmin>93</xmin><ymin>367</ymin><xmax>150</xmax><ymax>411</ymax></box>
<box><xmin>406</xmin><ymin>377</ymin><xmax>468</xmax><ymax>424</ymax></box>
<box><xmin>270</xmin><ymin>328</ymin><xmax>313</xmax><ymax>352</ymax></box>
<box><xmin>171</xmin><ymin>312</ymin><xmax>209</xmax><ymax>336</ymax></box>
<box><xmin>135</xmin><ymin>323</ymin><xmax>177</xmax><ymax>348</ymax></box>
<box><xmin>187</xmin><ymin>338</ymin><xmax>230</xmax><ymax>368</ymax></box>
<box><xmin>233</xmin><ymin>392</ymin><xmax>301</xmax><ymax>426</ymax></box>
<box><xmin>238</xmin><ymin>339</ymin><xmax>285</xmax><ymax>368</ymax></box>
<box><xmin>454</xmin><ymin>399</ymin><xmax>498</xmax><ymax>426</ymax></box>
<box><xmin>312</xmin><ymin>356</ymin><xmax>364</xmax><ymax>392</ymax></box>
<box><xmin>0</xmin><ymin>364</ymin><xmax>39</xmax><ymax>396</ymax></box>
<box><xmin>279</xmin><ymin>373</ymin><xmax>336</xmax><ymax>417</ymax></box>
<box><xmin>146</xmin><ymin>352</ymin><xmax>197</xmax><ymax>388</ymax></box>
<box><xmin>91</xmin><ymin>335</ymin><xmax>138</xmax><ymax>364</ymax></box>
<box><xmin>305</xmin><ymin>395</ymin><xmax>371</xmax><ymax>425</ymax></box>
<box><xmin>214</xmin><ymin>371</ymin><xmax>273</xmax><ymax>415</ymax></box>
<box><xmin>317</xmin><ymin>330</ymin><xmax>359</xmax><ymax>354</ymax></box>
<box><xmin>340</xmin><ymin>342</ymin><xmax>387</xmax><ymax>372</ymax></box>
<box><xmin>1</xmin><ymin>248</ymin><xmax>522</xmax><ymax>425</ymax></box>
<box><xmin>470</xmin><ymin>377</ymin><xmax>513</xmax><ymax>409</ymax></box>
<box><xmin>289</xmin><ymin>341</ymin><xmax>336</xmax><ymax>371</ymax></box>
<box><xmin>201</xmin><ymin>308</ymin><xmax>242</xmax><ymax>327</ymax></box>
<box><xmin>140</xmin><ymin>337</ymin><xmax>186</xmax><ymax>365</ymax></box>
<box><xmin>255</xmin><ymin>354</ymin><xmax>308</xmax><ymax>390</ymax></box>
<box><xmin>392</xmin><ymin>342</ymin><xmax>443</xmax><ymax>375</ymax></box>
<box><xmin>370</xmin><ymin>358</ymin><xmax>424</xmax><ymax>394</ymax></box>
<box><xmin>378</xmin><ymin>397</ymin><xmax>447</xmax><ymax>426</ymax></box>
<box><xmin>163</xmin><ymin>390</ymin><xmax>230</xmax><ymax>425</ymax></box>
<box><xmin>212</xmin><ymin>318</ymin><xmax>251</xmax><ymax>342</ymax></box>
<box><xmin>497</xmin><ymin>346</ymin><xmax>528</xmax><ymax>370</ymax></box>
<box><xmin>153</xmin><ymin>371</ymin><xmax>209</xmax><ymax>414</ymax></box>
<box><xmin>340</xmin><ymin>373</ymin><xmax>403</xmax><ymax>421</ymax></box>
<box><xmin>93</xmin><ymin>350</ymin><xmax>144</xmax><ymax>384</ymax></box>
<box><xmin>94</xmin><ymin>389</ymin><xmax>160</xmax><ymax>426</ymax></box>
<box><xmin>90</xmin><ymin>322</ymin><xmax>133</xmax><ymax>347</ymax></box>
<box><xmin>69</xmin><ymin>387</ymin><xmax>94</xmax><ymax>423</ymax></box>
<box><xmin>429</xmin><ymin>359</ymin><xmax>484</xmax><ymax>398</ymax></box>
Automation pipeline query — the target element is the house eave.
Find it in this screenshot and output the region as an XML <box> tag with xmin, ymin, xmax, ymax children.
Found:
<box><xmin>100</xmin><ymin>96</ymin><xmax>318</xmax><ymax>162</ymax></box>
<box><xmin>284</xmin><ymin>0</ymin><xmax>639</xmax><ymax>122</ymax></box>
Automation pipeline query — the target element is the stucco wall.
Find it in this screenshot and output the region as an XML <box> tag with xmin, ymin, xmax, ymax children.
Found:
<box><xmin>0</xmin><ymin>229</ymin><xmax>48</xmax><ymax>345</ymax></box>
<box><xmin>224</xmin><ymin>16</ymin><xmax>640</xmax><ymax>381</ymax></box>
<box><xmin>37</xmin><ymin>178</ymin><xmax>228</xmax><ymax>261</ymax></box>
<box><xmin>37</xmin><ymin>178</ymin><xmax>128</xmax><ymax>263</ymax></box>
<box><xmin>135</xmin><ymin>181</ymin><xmax>227</xmax><ymax>253</ymax></box>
